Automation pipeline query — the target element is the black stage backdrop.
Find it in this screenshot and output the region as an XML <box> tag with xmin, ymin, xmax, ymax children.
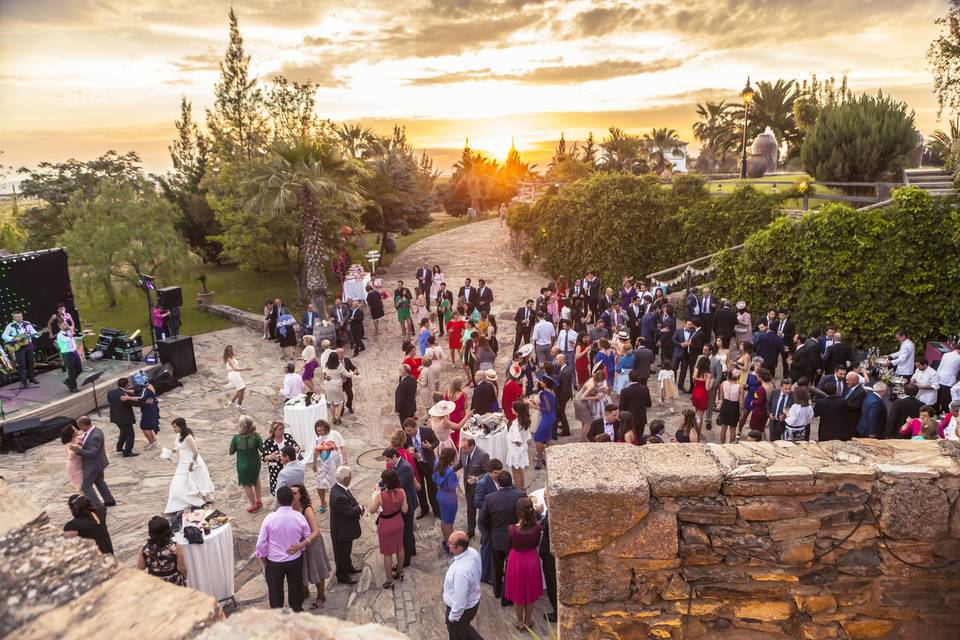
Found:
<box><xmin>0</xmin><ymin>248</ymin><xmax>79</xmax><ymax>358</ymax></box>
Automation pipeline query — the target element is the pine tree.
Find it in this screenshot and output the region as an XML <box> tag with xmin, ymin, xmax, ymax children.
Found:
<box><xmin>581</xmin><ymin>131</ymin><xmax>597</xmax><ymax>164</ymax></box>
<box><xmin>169</xmin><ymin>97</ymin><xmax>207</xmax><ymax>191</ymax></box>
<box><xmin>551</xmin><ymin>133</ymin><xmax>568</xmax><ymax>166</ymax></box>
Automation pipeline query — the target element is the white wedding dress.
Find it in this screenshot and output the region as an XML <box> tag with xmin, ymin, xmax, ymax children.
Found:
<box><xmin>164</xmin><ymin>435</ymin><xmax>215</xmax><ymax>513</ymax></box>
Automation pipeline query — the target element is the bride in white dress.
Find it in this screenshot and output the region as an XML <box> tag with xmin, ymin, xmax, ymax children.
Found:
<box><xmin>163</xmin><ymin>418</ymin><xmax>215</xmax><ymax>514</ymax></box>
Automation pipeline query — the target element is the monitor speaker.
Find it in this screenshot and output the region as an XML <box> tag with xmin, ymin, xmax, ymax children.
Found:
<box><xmin>157</xmin><ymin>335</ymin><xmax>196</xmax><ymax>378</ymax></box>
<box><xmin>157</xmin><ymin>286</ymin><xmax>183</xmax><ymax>309</ymax></box>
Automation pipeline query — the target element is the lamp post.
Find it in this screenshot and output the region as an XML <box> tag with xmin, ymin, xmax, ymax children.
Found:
<box><xmin>739</xmin><ymin>77</ymin><xmax>754</xmax><ymax>180</ymax></box>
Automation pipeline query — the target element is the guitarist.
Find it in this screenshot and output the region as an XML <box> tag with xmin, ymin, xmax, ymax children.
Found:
<box><xmin>2</xmin><ymin>312</ymin><xmax>40</xmax><ymax>388</ymax></box>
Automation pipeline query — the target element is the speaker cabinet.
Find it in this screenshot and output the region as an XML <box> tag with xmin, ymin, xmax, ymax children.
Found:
<box><xmin>157</xmin><ymin>335</ymin><xmax>197</xmax><ymax>378</ymax></box>
<box><xmin>157</xmin><ymin>286</ymin><xmax>183</xmax><ymax>309</ymax></box>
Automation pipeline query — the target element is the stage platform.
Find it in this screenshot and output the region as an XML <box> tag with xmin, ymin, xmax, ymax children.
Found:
<box><xmin>0</xmin><ymin>359</ymin><xmax>162</xmax><ymax>425</ymax></box>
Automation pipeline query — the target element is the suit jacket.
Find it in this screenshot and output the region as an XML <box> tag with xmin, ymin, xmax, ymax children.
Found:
<box><xmin>75</xmin><ymin>427</ymin><xmax>109</xmax><ymax>478</ymax></box>
<box><xmin>539</xmin><ymin>513</ymin><xmax>553</xmax><ymax>558</ymax></box>
<box><xmin>639</xmin><ymin>312</ymin><xmax>658</xmax><ymax>346</ymax></box>
<box><xmin>556</xmin><ymin>363</ymin><xmax>574</xmax><ymax>404</ymax></box>
<box><xmin>480</xmin><ymin>486</ymin><xmax>526</xmax><ymax>551</ymax></box>
<box><xmin>514</xmin><ymin>306</ymin><xmax>535</xmax><ymax>329</ymax></box>
<box><xmin>697</xmin><ymin>295</ymin><xmax>718</xmax><ymax>328</ymax></box>
<box><xmin>815</xmin><ymin>396</ymin><xmax>855</xmax><ymax>441</ymax></box>
<box><xmin>584</xmin><ymin>277</ymin><xmax>601</xmax><ymax>301</ymax></box>
<box><xmin>858</xmin><ymin>390</ymin><xmax>887</xmax><ymax>437</ymax></box>
<box><xmin>470</xmin><ymin>380</ymin><xmax>497</xmax><ymax>414</ymax></box>
<box><xmin>393</xmin><ymin>457</ymin><xmax>419</xmax><ymax>512</ymax></box>
<box><xmin>772</xmin><ymin>318</ymin><xmax>796</xmax><ymax>347</ymax></box>
<box><xmin>455</xmin><ymin>447</ymin><xmax>490</xmax><ymax>490</ymax></box>
<box><xmin>332</xmin><ymin>303</ymin><xmax>351</xmax><ymax>327</ymax></box>
<box><xmin>476</xmin><ymin>286</ymin><xmax>493</xmax><ymax>310</ymax></box>
<box><xmin>823</xmin><ymin>343</ymin><xmax>855</xmax><ymax>375</ymax></box>
<box><xmin>275</xmin><ymin>461</ymin><xmax>305</xmax><ymax>492</ymax></box>
<box><xmin>586</xmin><ymin>417</ymin><xmax>621</xmax><ymax>442</ymax></box>
<box><xmin>406</xmin><ymin>425</ymin><xmax>440</xmax><ymax>470</ymax></box>
<box><xmin>708</xmin><ymin>356</ymin><xmax>724</xmax><ymax>391</ymax></box>
<box><xmin>618</xmin><ymin>382</ymin><xmax>652</xmax><ymax>428</ymax></box>
<box><xmin>458</xmin><ymin>286</ymin><xmax>476</xmax><ymax>306</ymax></box>
<box><xmin>713</xmin><ymin>307</ymin><xmax>737</xmax><ymax>339</ymax></box>
<box><xmin>684</xmin><ymin>292</ymin><xmax>698</xmax><ymax>321</ymax></box>
<box><xmin>107</xmin><ymin>388</ymin><xmax>136</xmax><ymax>426</ymax></box>
<box><xmin>329</xmin><ymin>483</ymin><xmax>363</xmax><ymax>542</ymax></box>
<box><xmin>300</xmin><ymin>310</ymin><xmax>317</xmax><ymax>333</ymax></box>
<box><xmin>474</xmin><ymin>473</ymin><xmax>498</xmax><ymax>512</ymax></box>
<box><xmin>395</xmin><ymin>375</ymin><xmax>417</xmax><ymax>419</ymax></box>
<box><xmin>817</xmin><ymin>374</ymin><xmax>848</xmax><ymax>396</ymax></box>
<box><xmin>416</xmin><ymin>266</ymin><xmax>431</xmax><ymax>286</ymax></box>
<box><xmin>767</xmin><ymin>389</ymin><xmax>794</xmax><ymax>425</ymax></box>
<box><xmin>672</xmin><ymin>327</ymin><xmax>691</xmax><ymax>355</ymax></box>
<box><xmin>790</xmin><ymin>338</ymin><xmax>823</xmax><ymax>382</ymax></box>
<box><xmin>752</xmin><ymin>331</ymin><xmax>783</xmax><ymax>369</ymax></box>
<box><xmin>625</xmin><ymin>305</ymin><xmax>642</xmax><ymax>331</ymax></box>
<box><xmin>885</xmin><ymin>396</ymin><xmax>923</xmax><ymax>439</ymax></box>
<box><xmin>633</xmin><ymin>347</ymin><xmax>654</xmax><ymax>380</ymax></box>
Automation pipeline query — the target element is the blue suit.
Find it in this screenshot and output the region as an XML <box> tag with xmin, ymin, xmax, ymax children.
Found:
<box><xmin>640</xmin><ymin>312</ymin><xmax>658</xmax><ymax>347</ymax></box>
<box><xmin>752</xmin><ymin>331</ymin><xmax>783</xmax><ymax>372</ymax></box>
<box><xmin>857</xmin><ymin>390</ymin><xmax>887</xmax><ymax>437</ymax></box>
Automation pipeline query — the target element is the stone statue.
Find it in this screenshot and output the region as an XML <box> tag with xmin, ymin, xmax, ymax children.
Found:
<box><xmin>750</xmin><ymin>127</ymin><xmax>779</xmax><ymax>175</ymax></box>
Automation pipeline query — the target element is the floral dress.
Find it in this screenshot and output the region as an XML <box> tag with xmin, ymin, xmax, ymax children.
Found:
<box><xmin>142</xmin><ymin>540</ymin><xmax>185</xmax><ymax>586</ymax></box>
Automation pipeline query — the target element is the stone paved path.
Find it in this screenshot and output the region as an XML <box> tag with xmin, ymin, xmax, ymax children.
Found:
<box><xmin>0</xmin><ymin>217</ymin><xmax>704</xmax><ymax>639</ymax></box>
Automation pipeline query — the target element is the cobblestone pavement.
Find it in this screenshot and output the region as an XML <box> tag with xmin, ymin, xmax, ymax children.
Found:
<box><xmin>0</xmin><ymin>217</ymin><xmax>701</xmax><ymax>639</ymax></box>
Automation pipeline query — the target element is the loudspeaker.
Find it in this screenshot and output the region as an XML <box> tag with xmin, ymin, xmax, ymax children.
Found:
<box><xmin>152</xmin><ymin>364</ymin><xmax>182</xmax><ymax>395</ymax></box>
<box><xmin>157</xmin><ymin>286</ymin><xmax>183</xmax><ymax>309</ymax></box>
<box><xmin>1</xmin><ymin>415</ymin><xmax>74</xmax><ymax>453</ymax></box>
<box><xmin>157</xmin><ymin>335</ymin><xmax>197</xmax><ymax>378</ymax></box>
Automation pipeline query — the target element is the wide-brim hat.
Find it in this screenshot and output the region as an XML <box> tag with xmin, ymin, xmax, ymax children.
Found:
<box><xmin>591</xmin><ymin>361</ymin><xmax>606</xmax><ymax>375</ymax></box>
<box><xmin>617</xmin><ymin>330</ymin><xmax>630</xmax><ymax>341</ymax></box>
<box><xmin>518</xmin><ymin>343</ymin><xmax>534</xmax><ymax>358</ymax></box>
<box><xmin>509</xmin><ymin>363</ymin><xmax>522</xmax><ymax>378</ymax></box>
<box><xmin>736</xmin><ymin>301</ymin><xmax>746</xmax><ymax>310</ymax></box>
<box><xmin>485</xmin><ymin>368</ymin><xmax>498</xmax><ymax>382</ymax></box>
<box><xmin>428</xmin><ymin>400</ymin><xmax>456</xmax><ymax>417</ymax></box>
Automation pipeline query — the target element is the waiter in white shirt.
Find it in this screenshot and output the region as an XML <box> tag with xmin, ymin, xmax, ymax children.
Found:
<box><xmin>887</xmin><ymin>329</ymin><xmax>916</xmax><ymax>377</ymax></box>
<box><xmin>442</xmin><ymin>530</ymin><xmax>482</xmax><ymax>639</ymax></box>
<box><xmin>910</xmin><ymin>357</ymin><xmax>940</xmax><ymax>406</ymax></box>
<box><xmin>936</xmin><ymin>344</ymin><xmax>960</xmax><ymax>413</ymax></box>
<box><xmin>556</xmin><ymin>320</ymin><xmax>578</xmax><ymax>365</ymax></box>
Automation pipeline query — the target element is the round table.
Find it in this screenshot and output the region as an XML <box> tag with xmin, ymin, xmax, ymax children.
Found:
<box><xmin>462</xmin><ymin>424</ymin><xmax>509</xmax><ymax>463</ymax></box>
<box><xmin>342</xmin><ymin>274</ymin><xmax>372</xmax><ymax>302</ymax></box>
<box><xmin>175</xmin><ymin>522</ymin><xmax>234</xmax><ymax>602</ymax></box>
<box><xmin>283</xmin><ymin>396</ymin><xmax>330</xmax><ymax>463</ymax></box>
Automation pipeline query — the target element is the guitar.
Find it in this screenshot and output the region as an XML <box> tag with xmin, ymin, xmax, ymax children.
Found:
<box><xmin>4</xmin><ymin>326</ymin><xmax>50</xmax><ymax>357</ymax></box>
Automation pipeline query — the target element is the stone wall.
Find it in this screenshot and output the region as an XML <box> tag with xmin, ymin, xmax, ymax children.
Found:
<box><xmin>196</xmin><ymin>302</ymin><xmax>264</xmax><ymax>332</ymax></box>
<box><xmin>548</xmin><ymin>440</ymin><xmax>960</xmax><ymax>640</ymax></box>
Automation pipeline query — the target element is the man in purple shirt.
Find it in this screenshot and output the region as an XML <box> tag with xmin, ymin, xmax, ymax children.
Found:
<box><xmin>256</xmin><ymin>485</ymin><xmax>311</xmax><ymax>611</ymax></box>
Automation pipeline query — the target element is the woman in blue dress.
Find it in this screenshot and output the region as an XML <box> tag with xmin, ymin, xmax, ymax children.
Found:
<box><xmin>594</xmin><ymin>338</ymin><xmax>616</xmax><ymax>386</ymax></box>
<box><xmin>432</xmin><ymin>447</ymin><xmax>459</xmax><ymax>554</ymax></box>
<box><xmin>526</xmin><ymin>376</ymin><xmax>557</xmax><ymax>470</ymax></box>
<box><xmin>738</xmin><ymin>358</ymin><xmax>763</xmax><ymax>434</ymax></box>
<box><xmin>138</xmin><ymin>380</ymin><xmax>160</xmax><ymax>450</ymax></box>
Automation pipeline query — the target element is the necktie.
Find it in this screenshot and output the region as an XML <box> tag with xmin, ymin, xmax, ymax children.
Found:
<box><xmin>777</xmin><ymin>396</ymin><xmax>786</xmax><ymax>419</ymax></box>
<box><xmin>465</xmin><ymin>453</ymin><xmax>471</xmax><ymax>470</ymax></box>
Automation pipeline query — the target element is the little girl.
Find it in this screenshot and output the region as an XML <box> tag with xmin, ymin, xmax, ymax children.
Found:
<box><xmin>657</xmin><ymin>359</ymin><xmax>678</xmax><ymax>413</ymax></box>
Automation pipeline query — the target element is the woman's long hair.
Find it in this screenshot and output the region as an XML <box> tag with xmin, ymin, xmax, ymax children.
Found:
<box><xmin>68</xmin><ymin>494</ymin><xmax>96</xmax><ymax>520</ymax></box>
<box><xmin>695</xmin><ymin>356</ymin><xmax>710</xmax><ymax>378</ymax></box>
<box><xmin>147</xmin><ymin>515</ymin><xmax>173</xmax><ymax>547</ymax></box>
<box><xmin>513</xmin><ymin>401</ymin><xmax>531</xmax><ymax>430</ymax></box>
<box><xmin>516</xmin><ymin>497</ymin><xmax>537</xmax><ymax>528</ymax></box>
<box><xmin>325</xmin><ymin>352</ymin><xmax>340</xmax><ymax>370</ymax></box>
<box><xmin>436</xmin><ymin>447</ymin><xmax>456</xmax><ymax>476</ymax></box>
<box><xmin>616</xmin><ymin>410</ymin><xmax>637</xmax><ymax>443</ymax></box>
<box><xmin>680</xmin><ymin>409</ymin><xmax>697</xmax><ymax>437</ymax></box>
<box><xmin>172</xmin><ymin>417</ymin><xmax>192</xmax><ymax>442</ymax></box>
<box><xmin>222</xmin><ymin>345</ymin><xmax>234</xmax><ymax>363</ymax></box>
<box><xmin>291</xmin><ymin>482</ymin><xmax>313</xmax><ymax>510</ymax></box>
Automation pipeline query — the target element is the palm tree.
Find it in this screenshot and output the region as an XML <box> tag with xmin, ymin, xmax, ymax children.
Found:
<box><xmin>693</xmin><ymin>101</ymin><xmax>738</xmax><ymax>172</ymax></box>
<box><xmin>335</xmin><ymin>122</ymin><xmax>385</xmax><ymax>160</ymax></box>
<box><xmin>928</xmin><ymin>117</ymin><xmax>960</xmax><ymax>169</ymax></box>
<box><xmin>751</xmin><ymin>79</ymin><xmax>800</xmax><ymax>157</ymax></box>
<box><xmin>599</xmin><ymin>126</ymin><xmax>648</xmax><ymax>174</ymax></box>
<box><xmin>644</xmin><ymin>127</ymin><xmax>682</xmax><ymax>172</ymax></box>
<box><xmin>249</xmin><ymin>136</ymin><xmax>367</xmax><ymax>316</ymax></box>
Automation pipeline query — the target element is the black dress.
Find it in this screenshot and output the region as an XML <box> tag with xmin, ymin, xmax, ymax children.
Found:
<box><xmin>261</xmin><ymin>433</ymin><xmax>300</xmax><ymax>494</ymax></box>
<box><xmin>366</xmin><ymin>290</ymin><xmax>385</xmax><ymax>320</ymax></box>
<box><xmin>64</xmin><ymin>506</ymin><xmax>114</xmax><ymax>554</ymax></box>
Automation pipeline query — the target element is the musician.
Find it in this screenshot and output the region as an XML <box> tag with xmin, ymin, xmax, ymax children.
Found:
<box><xmin>55</xmin><ymin>321</ymin><xmax>83</xmax><ymax>392</ymax></box>
<box><xmin>2</xmin><ymin>312</ymin><xmax>40</xmax><ymax>388</ymax></box>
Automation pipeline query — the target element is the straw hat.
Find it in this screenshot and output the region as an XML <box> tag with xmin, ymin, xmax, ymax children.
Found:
<box><xmin>617</xmin><ymin>330</ymin><xmax>630</xmax><ymax>341</ymax></box>
<box><xmin>518</xmin><ymin>343</ymin><xmax>534</xmax><ymax>358</ymax></box>
<box><xmin>485</xmin><ymin>369</ymin><xmax>498</xmax><ymax>382</ymax></box>
<box><xmin>428</xmin><ymin>400</ymin><xmax>456</xmax><ymax>417</ymax></box>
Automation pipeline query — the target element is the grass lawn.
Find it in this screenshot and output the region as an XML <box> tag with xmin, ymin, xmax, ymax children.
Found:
<box><xmin>74</xmin><ymin>211</ymin><xmax>483</xmax><ymax>340</ymax></box>
<box><xmin>351</xmin><ymin>210</ymin><xmax>484</xmax><ymax>270</ymax></box>
<box><xmin>705</xmin><ymin>173</ymin><xmax>842</xmax><ymax>209</ymax></box>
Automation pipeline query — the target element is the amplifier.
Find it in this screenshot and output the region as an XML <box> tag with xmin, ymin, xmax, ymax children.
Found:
<box><xmin>112</xmin><ymin>335</ymin><xmax>143</xmax><ymax>350</ymax></box>
<box><xmin>99</xmin><ymin>327</ymin><xmax>123</xmax><ymax>338</ymax></box>
<box><xmin>113</xmin><ymin>347</ymin><xmax>143</xmax><ymax>362</ymax></box>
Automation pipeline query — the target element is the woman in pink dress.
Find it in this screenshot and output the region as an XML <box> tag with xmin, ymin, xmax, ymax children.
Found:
<box><xmin>368</xmin><ymin>469</ymin><xmax>408</xmax><ymax>589</ymax></box>
<box><xmin>504</xmin><ymin>497</ymin><xmax>543</xmax><ymax>630</ymax></box>
<box><xmin>61</xmin><ymin>424</ymin><xmax>83</xmax><ymax>490</ymax></box>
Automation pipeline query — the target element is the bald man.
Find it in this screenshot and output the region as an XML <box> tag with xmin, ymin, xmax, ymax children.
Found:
<box><xmin>442</xmin><ymin>530</ymin><xmax>483</xmax><ymax>639</ymax></box>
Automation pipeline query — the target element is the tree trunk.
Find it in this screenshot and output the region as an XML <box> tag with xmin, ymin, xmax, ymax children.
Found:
<box><xmin>299</xmin><ymin>188</ymin><xmax>329</xmax><ymax>319</ymax></box>
<box><xmin>103</xmin><ymin>274</ymin><xmax>118</xmax><ymax>308</ymax></box>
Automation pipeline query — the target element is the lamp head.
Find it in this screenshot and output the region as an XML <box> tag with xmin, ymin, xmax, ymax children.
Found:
<box><xmin>741</xmin><ymin>77</ymin><xmax>754</xmax><ymax>105</ymax></box>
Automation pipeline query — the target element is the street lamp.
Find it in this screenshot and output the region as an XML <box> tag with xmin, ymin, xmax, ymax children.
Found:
<box><xmin>739</xmin><ymin>77</ymin><xmax>754</xmax><ymax>179</ymax></box>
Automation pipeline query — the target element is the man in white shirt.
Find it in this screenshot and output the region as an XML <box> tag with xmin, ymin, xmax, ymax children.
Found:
<box><xmin>531</xmin><ymin>313</ymin><xmax>556</xmax><ymax>364</ymax></box>
<box><xmin>556</xmin><ymin>320</ymin><xmax>578</xmax><ymax>365</ymax></box>
<box><xmin>936</xmin><ymin>345</ymin><xmax>960</xmax><ymax>412</ymax></box>
<box><xmin>888</xmin><ymin>330</ymin><xmax>916</xmax><ymax>377</ymax></box>
<box><xmin>442</xmin><ymin>530</ymin><xmax>482</xmax><ymax>638</ymax></box>
<box><xmin>281</xmin><ymin>363</ymin><xmax>304</xmax><ymax>400</ymax></box>
<box><xmin>910</xmin><ymin>357</ymin><xmax>940</xmax><ymax>406</ymax></box>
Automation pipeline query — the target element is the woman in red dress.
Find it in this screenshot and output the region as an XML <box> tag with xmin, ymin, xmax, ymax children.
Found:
<box><xmin>749</xmin><ymin>368</ymin><xmax>775</xmax><ymax>432</ymax></box>
<box><xmin>368</xmin><ymin>469</ymin><xmax>407</xmax><ymax>589</ymax></box>
<box><xmin>690</xmin><ymin>355</ymin><xmax>711</xmax><ymax>428</ymax></box>
<box><xmin>504</xmin><ymin>497</ymin><xmax>543</xmax><ymax>630</ymax></box>
<box><xmin>555</xmin><ymin>275</ymin><xmax>569</xmax><ymax>311</ymax></box>
<box><xmin>444</xmin><ymin>377</ymin><xmax>471</xmax><ymax>449</ymax></box>
<box><xmin>574</xmin><ymin>334</ymin><xmax>592</xmax><ymax>387</ymax></box>
<box><xmin>445</xmin><ymin>311</ymin><xmax>466</xmax><ymax>365</ymax></box>
<box><xmin>401</xmin><ymin>341</ymin><xmax>422</xmax><ymax>379</ymax></box>
<box><xmin>387</xmin><ymin>430</ymin><xmax>420</xmax><ymax>483</ymax></box>
<box><xmin>501</xmin><ymin>364</ymin><xmax>523</xmax><ymax>422</ymax></box>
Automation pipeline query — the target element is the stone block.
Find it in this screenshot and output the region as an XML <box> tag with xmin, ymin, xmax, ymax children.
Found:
<box><xmin>768</xmin><ymin>516</ymin><xmax>821</xmax><ymax>541</ymax></box>
<box><xmin>697</xmin><ymin>582</ymin><xmax>789</xmax><ymax>599</ymax></box>
<box><xmin>876</xmin><ymin>463</ymin><xmax>940</xmax><ymax>479</ymax></box>
<box><xmin>676</xmin><ymin>502</ymin><xmax>738</xmax><ymax>525</ymax></box>
<box><xmin>877</xmin><ymin>482</ymin><xmax>949</xmax><ymax>540</ymax></box>
<box><xmin>839</xmin><ymin>619</ymin><xmax>896</xmax><ymax>639</ymax></box>
<box><xmin>679</xmin><ymin>544</ymin><xmax>723</xmax><ymax>566</ymax></box>
<box><xmin>680</xmin><ymin>524</ymin><xmax>710</xmax><ymax>545</ymax></box>
<box><xmin>737</xmin><ymin>496</ymin><xmax>806</xmax><ymax>521</ymax></box>
<box><xmin>793</xmin><ymin>593</ymin><xmax>837</xmax><ymax>614</ymax></box>
<box><xmin>877</xmin><ymin>578</ymin><xmax>945</xmax><ymax>608</ymax></box>
<box><xmin>640</xmin><ymin>445</ymin><xmax>722</xmax><ymax>497</ymax></box>
<box><xmin>800</xmin><ymin>622</ymin><xmax>842</xmax><ymax>639</ymax></box>
<box><xmin>558</xmin><ymin>554</ymin><xmax>676</xmax><ymax>605</ymax></box>
<box><xmin>780</xmin><ymin>540</ymin><xmax>815</xmax><ymax>564</ymax></box>
<box><xmin>548</xmin><ymin>443</ymin><xmax>649</xmax><ymax>556</ymax></box>
<box><xmin>0</xmin><ymin>480</ymin><xmax>46</xmax><ymax>535</ymax></box>
<box><xmin>659</xmin><ymin>573</ymin><xmax>690</xmax><ymax>600</ymax></box>
<box><xmin>732</xmin><ymin>600</ymin><xmax>793</xmax><ymax>621</ymax></box>
<box><xmin>815</xmin><ymin>464</ymin><xmax>877</xmax><ymax>481</ymax></box>
<box><xmin>668</xmin><ymin>600</ymin><xmax>723</xmax><ymax>616</ymax></box>
<box><xmin>600</xmin><ymin>509</ymin><xmax>678</xmax><ymax>560</ymax></box>
<box><xmin>951</xmin><ymin>493</ymin><xmax>960</xmax><ymax>539</ymax></box>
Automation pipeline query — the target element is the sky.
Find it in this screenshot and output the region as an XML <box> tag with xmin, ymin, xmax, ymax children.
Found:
<box><xmin>0</xmin><ymin>0</ymin><xmax>949</xmax><ymax>177</ymax></box>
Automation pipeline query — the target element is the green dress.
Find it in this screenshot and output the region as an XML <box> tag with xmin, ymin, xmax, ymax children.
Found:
<box><xmin>395</xmin><ymin>293</ymin><xmax>412</xmax><ymax>322</ymax></box>
<box><xmin>229</xmin><ymin>433</ymin><xmax>263</xmax><ymax>487</ymax></box>
<box><xmin>439</xmin><ymin>298</ymin><xmax>453</xmax><ymax>326</ymax></box>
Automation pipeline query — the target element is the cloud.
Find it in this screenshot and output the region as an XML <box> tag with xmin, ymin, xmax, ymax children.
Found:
<box><xmin>170</xmin><ymin>50</ymin><xmax>220</xmax><ymax>72</ymax></box>
<box><xmin>374</xmin><ymin>12</ymin><xmax>542</xmax><ymax>58</ymax></box>
<box><xmin>269</xmin><ymin>61</ymin><xmax>348</xmax><ymax>87</ymax></box>
<box><xmin>302</xmin><ymin>35</ymin><xmax>332</xmax><ymax>47</ymax></box>
<box><xmin>406</xmin><ymin>58</ymin><xmax>684</xmax><ymax>85</ymax></box>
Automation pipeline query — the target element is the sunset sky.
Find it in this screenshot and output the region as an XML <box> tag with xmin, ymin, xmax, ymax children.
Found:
<box><xmin>0</xmin><ymin>0</ymin><xmax>949</xmax><ymax>176</ymax></box>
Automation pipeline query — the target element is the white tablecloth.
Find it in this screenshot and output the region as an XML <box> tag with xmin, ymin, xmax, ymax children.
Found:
<box><xmin>176</xmin><ymin>522</ymin><xmax>234</xmax><ymax>601</ymax></box>
<box><xmin>284</xmin><ymin>398</ymin><xmax>329</xmax><ymax>463</ymax></box>
<box><xmin>464</xmin><ymin>426</ymin><xmax>509</xmax><ymax>463</ymax></box>
<box><xmin>342</xmin><ymin>274</ymin><xmax>372</xmax><ymax>302</ymax></box>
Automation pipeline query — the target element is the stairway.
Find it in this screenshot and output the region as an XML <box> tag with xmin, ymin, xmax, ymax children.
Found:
<box><xmin>903</xmin><ymin>168</ymin><xmax>956</xmax><ymax>196</ymax></box>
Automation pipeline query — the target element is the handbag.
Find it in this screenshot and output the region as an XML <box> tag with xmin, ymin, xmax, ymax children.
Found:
<box><xmin>183</xmin><ymin>525</ymin><xmax>205</xmax><ymax>544</ymax></box>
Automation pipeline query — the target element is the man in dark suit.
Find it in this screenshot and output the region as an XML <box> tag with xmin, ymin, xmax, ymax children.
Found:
<box><xmin>752</xmin><ymin>323</ymin><xmax>783</xmax><ymax>374</ymax></box>
<box><xmin>458</xmin><ymin>278</ymin><xmax>476</xmax><ymax>314</ymax></box>
<box><xmin>476</xmin><ymin>279</ymin><xmax>493</xmax><ymax>314</ymax></box>
<box><xmin>329</xmin><ymin>466</ymin><xmax>363</xmax><ymax>583</ymax></box>
<box><xmin>268</xmin><ymin>297</ymin><xmax>281</xmax><ymax>340</ymax></box>
<box><xmin>633</xmin><ymin>339</ymin><xmax>655</xmax><ymax>382</ymax></box>
<box><xmin>684</xmin><ymin>288</ymin><xmax>699</xmax><ymax>323</ymax></box>
<box><xmin>348</xmin><ymin>301</ymin><xmax>365</xmax><ymax>356</ymax></box>
<box><xmin>455</xmin><ymin>438</ymin><xmax>490</xmax><ymax>538</ymax></box>
<box><xmin>331</xmin><ymin>296</ymin><xmax>352</xmax><ymax>347</ymax></box>
<box><xmin>470</xmin><ymin>371</ymin><xmax>498</xmax><ymax>415</ymax></box>
<box><xmin>814</xmin><ymin>379</ymin><xmax>851</xmax><ymax>441</ymax></box>
<box><xmin>586</xmin><ymin>403</ymin><xmax>621</xmax><ymax>442</ymax></box>
<box><xmin>403</xmin><ymin>418</ymin><xmax>440</xmax><ymax>518</ymax></box>
<box><xmin>539</xmin><ymin>508</ymin><xmax>558</xmax><ymax>623</ymax></box>
<box><xmin>415</xmin><ymin>265</ymin><xmax>432</xmax><ymax>310</ymax></box>
<box><xmin>823</xmin><ymin>332</ymin><xmax>855</xmax><ymax>376</ymax></box>
<box><xmin>555</xmin><ymin>354</ymin><xmax>574</xmax><ymax>437</ymax></box>
<box><xmin>858</xmin><ymin>385</ymin><xmax>888</xmax><ymax>438</ymax></box>
<box><xmin>475</xmin><ymin>458</ymin><xmax>503</xmax><ymax>584</ymax></box>
<box><xmin>300</xmin><ymin>302</ymin><xmax>317</xmax><ymax>340</ymax></box>
<box><xmin>885</xmin><ymin>382</ymin><xmax>924</xmax><ymax>439</ymax></box>
<box><xmin>843</xmin><ymin>371</ymin><xmax>867</xmax><ymax>427</ymax></box>
<box><xmin>713</xmin><ymin>299</ymin><xmax>737</xmax><ymax>345</ymax></box>
<box><xmin>394</xmin><ymin>364</ymin><xmax>417</xmax><ymax>425</ymax></box>
<box><xmin>618</xmin><ymin>370</ymin><xmax>651</xmax><ymax>436</ymax></box>
<box><xmin>513</xmin><ymin>299</ymin><xmax>535</xmax><ymax>354</ymax></box>
<box><xmin>790</xmin><ymin>332</ymin><xmax>823</xmax><ymax>384</ymax></box>
<box><xmin>767</xmin><ymin>378</ymin><xmax>794</xmax><ymax>441</ymax></box>
<box><xmin>336</xmin><ymin>348</ymin><xmax>359</xmax><ymax>414</ymax></box>
<box><xmin>773</xmin><ymin>310</ymin><xmax>796</xmax><ymax>376</ymax></box>
<box><xmin>671</xmin><ymin>320</ymin><xmax>696</xmax><ymax>393</ymax></box>
<box><xmin>384</xmin><ymin>448</ymin><xmax>419</xmax><ymax>566</ymax></box>
<box><xmin>583</xmin><ymin>272</ymin><xmax>601</xmax><ymax>322</ymax></box>
<box><xmin>697</xmin><ymin>287</ymin><xmax>718</xmax><ymax>336</ymax></box>
<box><xmin>626</xmin><ymin>296</ymin><xmax>643</xmax><ymax>345</ymax></box>
<box><xmin>107</xmin><ymin>378</ymin><xmax>139</xmax><ymax>457</ymax></box>
<box><xmin>70</xmin><ymin>416</ymin><xmax>116</xmax><ymax>508</ymax></box>
<box><xmin>480</xmin><ymin>471</ymin><xmax>525</xmax><ymax>605</ymax></box>
<box><xmin>818</xmin><ymin>365</ymin><xmax>849</xmax><ymax>397</ymax></box>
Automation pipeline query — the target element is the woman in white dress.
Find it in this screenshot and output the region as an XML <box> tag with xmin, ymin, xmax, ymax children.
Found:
<box><xmin>424</xmin><ymin>337</ymin><xmax>444</xmax><ymax>380</ymax></box>
<box><xmin>322</xmin><ymin>352</ymin><xmax>356</xmax><ymax>425</ymax></box>
<box><xmin>428</xmin><ymin>400</ymin><xmax>458</xmax><ymax>453</ymax></box>
<box><xmin>506</xmin><ymin>401</ymin><xmax>532</xmax><ymax>490</ymax></box>
<box><xmin>413</xmin><ymin>288</ymin><xmax>429</xmax><ymax>325</ymax></box>
<box><xmin>301</xmin><ymin>335</ymin><xmax>316</xmax><ymax>362</ymax></box>
<box><xmin>311</xmin><ymin>419</ymin><xmax>345</xmax><ymax>513</ymax></box>
<box><xmin>163</xmin><ymin>418</ymin><xmax>215</xmax><ymax>514</ymax></box>
<box><xmin>224</xmin><ymin>345</ymin><xmax>251</xmax><ymax>411</ymax></box>
<box><xmin>430</xmin><ymin>265</ymin><xmax>445</xmax><ymax>302</ymax></box>
<box><xmin>418</xmin><ymin>355</ymin><xmax>440</xmax><ymax>410</ymax></box>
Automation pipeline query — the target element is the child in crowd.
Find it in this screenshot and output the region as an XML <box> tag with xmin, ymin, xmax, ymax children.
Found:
<box><xmin>657</xmin><ymin>360</ymin><xmax>678</xmax><ymax>413</ymax></box>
